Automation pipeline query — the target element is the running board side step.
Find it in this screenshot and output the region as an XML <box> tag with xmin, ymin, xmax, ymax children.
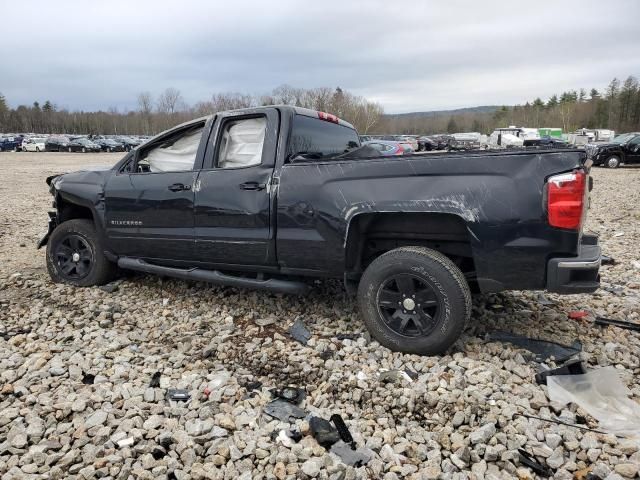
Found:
<box><xmin>117</xmin><ymin>257</ymin><xmax>309</xmax><ymax>295</ymax></box>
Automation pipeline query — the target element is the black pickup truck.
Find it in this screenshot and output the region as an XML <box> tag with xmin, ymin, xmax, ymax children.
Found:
<box><xmin>38</xmin><ymin>106</ymin><xmax>601</xmax><ymax>354</ymax></box>
<box><xmin>585</xmin><ymin>132</ymin><xmax>640</xmax><ymax>168</ymax></box>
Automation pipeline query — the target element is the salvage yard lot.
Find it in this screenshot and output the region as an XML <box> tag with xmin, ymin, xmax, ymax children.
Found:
<box><xmin>1</xmin><ymin>152</ymin><xmax>640</xmax><ymax>479</ymax></box>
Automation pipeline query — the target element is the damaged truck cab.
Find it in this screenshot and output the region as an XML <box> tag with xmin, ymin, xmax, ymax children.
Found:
<box><xmin>40</xmin><ymin>105</ymin><xmax>601</xmax><ymax>355</ymax></box>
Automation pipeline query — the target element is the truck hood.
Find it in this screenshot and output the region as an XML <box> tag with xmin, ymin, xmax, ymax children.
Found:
<box><xmin>46</xmin><ymin>165</ymin><xmax>113</xmax><ymax>187</ymax></box>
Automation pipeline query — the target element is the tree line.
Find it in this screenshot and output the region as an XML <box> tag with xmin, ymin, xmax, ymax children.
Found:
<box><xmin>0</xmin><ymin>85</ymin><xmax>384</xmax><ymax>136</ymax></box>
<box><xmin>1</xmin><ymin>75</ymin><xmax>639</xmax><ymax>137</ymax></box>
<box><xmin>378</xmin><ymin>75</ymin><xmax>640</xmax><ymax>135</ymax></box>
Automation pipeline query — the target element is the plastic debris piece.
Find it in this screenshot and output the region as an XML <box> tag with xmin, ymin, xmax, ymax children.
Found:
<box><xmin>243</xmin><ymin>380</ymin><xmax>262</xmax><ymax>391</ymax></box>
<box><xmin>595</xmin><ymin>316</ymin><xmax>640</xmax><ymax>332</ymax></box>
<box><xmin>289</xmin><ymin>318</ymin><xmax>311</xmax><ymax>345</ymax></box>
<box><xmin>330</xmin><ymin>414</ymin><xmax>354</xmax><ymax>447</ymax></box>
<box><xmin>535</xmin><ymin>360</ymin><xmax>587</xmax><ymax>385</ymax></box>
<box><xmin>166</xmin><ymin>389</ymin><xmax>191</xmax><ymax>402</ymax></box>
<box><xmin>263</xmin><ymin>399</ymin><xmax>306</xmax><ymax>423</ymax></box>
<box><xmin>271</xmin><ymin>386</ymin><xmax>305</xmax><ymax>404</ymax></box>
<box><xmin>518</xmin><ymin>449</ymin><xmax>553</xmax><ymax>477</ymax></box>
<box><xmin>287</xmin><ymin>426</ymin><xmax>302</xmax><ymax>442</ymax></box>
<box><xmin>378</xmin><ymin>370</ymin><xmax>414</xmax><ymax>383</ymax></box>
<box><xmin>536</xmin><ymin>294</ymin><xmax>555</xmax><ymax>306</ymax></box>
<box><xmin>330</xmin><ymin>440</ymin><xmax>373</xmax><ymax>467</ymax></box>
<box><xmin>514</xmin><ymin>413</ymin><xmax>606</xmax><ymax>434</ymax></box>
<box><xmin>149</xmin><ymin>372</ymin><xmax>161</xmax><ymax>388</ymax></box>
<box><xmin>151</xmin><ymin>447</ymin><xmax>166</xmax><ymax>460</ymax></box>
<box><xmin>336</xmin><ymin>333</ymin><xmax>360</xmax><ymax>340</ymax></box>
<box><xmin>600</xmin><ymin>255</ymin><xmax>616</xmax><ymax>265</ymax></box>
<box><xmin>82</xmin><ymin>373</ymin><xmax>95</xmax><ymax>385</ymax></box>
<box><xmin>547</xmin><ymin>366</ymin><xmax>640</xmax><ymax>436</ymax></box>
<box><xmin>309</xmin><ymin>416</ymin><xmax>341</xmax><ymax>448</ymax></box>
<box><xmin>568</xmin><ymin>310</ymin><xmax>589</xmax><ymax>320</ymax></box>
<box><xmin>487</xmin><ymin>331</ymin><xmax>582</xmax><ymax>362</ymax></box>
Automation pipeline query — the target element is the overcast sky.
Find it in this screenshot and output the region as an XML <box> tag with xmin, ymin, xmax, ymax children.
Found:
<box><xmin>1</xmin><ymin>0</ymin><xmax>639</xmax><ymax>114</ymax></box>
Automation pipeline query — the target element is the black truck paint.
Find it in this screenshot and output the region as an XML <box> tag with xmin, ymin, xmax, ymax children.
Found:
<box><xmin>39</xmin><ymin>105</ymin><xmax>601</xmax><ymax>354</ymax></box>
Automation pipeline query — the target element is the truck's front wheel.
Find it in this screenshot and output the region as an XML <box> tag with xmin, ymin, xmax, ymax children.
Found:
<box><xmin>46</xmin><ymin>219</ymin><xmax>116</xmax><ymax>287</ymax></box>
<box><xmin>357</xmin><ymin>247</ymin><xmax>471</xmax><ymax>355</ymax></box>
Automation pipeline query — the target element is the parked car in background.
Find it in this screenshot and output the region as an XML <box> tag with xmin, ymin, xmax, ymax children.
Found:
<box><xmin>114</xmin><ymin>136</ymin><xmax>140</xmax><ymax>151</ymax></box>
<box><xmin>362</xmin><ymin>140</ymin><xmax>407</xmax><ymax>156</ymax></box>
<box><xmin>22</xmin><ymin>137</ymin><xmax>47</xmax><ymax>152</ymax></box>
<box><xmin>45</xmin><ymin>136</ymin><xmax>71</xmax><ymax>152</ymax></box>
<box><xmin>94</xmin><ymin>138</ymin><xmax>125</xmax><ymax>152</ymax></box>
<box><xmin>67</xmin><ymin>137</ymin><xmax>101</xmax><ymax>153</ymax></box>
<box><xmin>381</xmin><ymin>135</ymin><xmax>415</xmax><ymax>152</ymax></box>
<box><xmin>428</xmin><ymin>134</ymin><xmax>454</xmax><ymax>150</ymax></box>
<box><xmin>585</xmin><ymin>132</ymin><xmax>640</xmax><ymax>168</ymax></box>
<box><xmin>523</xmin><ymin>136</ymin><xmax>570</xmax><ymax>148</ymax></box>
<box><xmin>449</xmin><ymin>132</ymin><xmax>485</xmax><ymax>150</ymax></box>
<box><xmin>417</xmin><ymin>136</ymin><xmax>438</xmax><ymax>151</ymax></box>
<box><xmin>0</xmin><ymin>136</ymin><xmax>23</xmax><ymax>152</ymax></box>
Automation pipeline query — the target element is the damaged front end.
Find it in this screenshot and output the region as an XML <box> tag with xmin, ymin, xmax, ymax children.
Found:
<box><xmin>37</xmin><ymin>175</ymin><xmax>62</xmax><ymax>249</ymax></box>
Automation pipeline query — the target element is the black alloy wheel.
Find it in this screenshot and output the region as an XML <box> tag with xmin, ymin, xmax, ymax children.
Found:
<box><xmin>53</xmin><ymin>233</ymin><xmax>94</xmax><ymax>280</ymax></box>
<box><xmin>377</xmin><ymin>273</ymin><xmax>440</xmax><ymax>338</ymax></box>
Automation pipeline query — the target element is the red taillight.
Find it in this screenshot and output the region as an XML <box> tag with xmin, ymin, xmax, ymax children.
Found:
<box><xmin>318</xmin><ymin>111</ymin><xmax>339</xmax><ymax>124</ymax></box>
<box><xmin>547</xmin><ymin>170</ymin><xmax>586</xmax><ymax>230</ymax></box>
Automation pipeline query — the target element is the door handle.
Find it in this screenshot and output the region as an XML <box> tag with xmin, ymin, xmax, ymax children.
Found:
<box><xmin>168</xmin><ymin>183</ymin><xmax>191</xmax><ymax>192</ymax></box>
<box><xmin>239</xmin><ymin>182</ymin><xmax>266</xmax><ymax>191</ymax></box>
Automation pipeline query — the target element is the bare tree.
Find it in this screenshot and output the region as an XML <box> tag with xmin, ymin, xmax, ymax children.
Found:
<box><xmin>157</xmin><ymin>87</ymin><xmax>183</xmax><ymax>115</ymax></box>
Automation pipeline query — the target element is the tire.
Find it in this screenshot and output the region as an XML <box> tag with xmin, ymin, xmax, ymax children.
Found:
<box><xmin>357</xmin><ymin>246</ymin><xmax>471</xmax><ymax>355</ymax></box>
<box><xmin>606</xmin><ymin>156</ymin><xmax>620</xmax><ymax>168</ymax></box>
<box><xmin>46</xmin><ymin>219</ymin><xmax>116</xmax><ymax>287</ymax></box>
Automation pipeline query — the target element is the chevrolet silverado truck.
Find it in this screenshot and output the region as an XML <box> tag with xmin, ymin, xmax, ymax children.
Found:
<box><xmin>38</xmin><ymin>106</ymin><xmax>601</xmax><ymax>355</ymax></box>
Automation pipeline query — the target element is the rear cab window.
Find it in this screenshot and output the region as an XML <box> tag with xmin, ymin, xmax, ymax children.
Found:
<box><xmin>286</xmin><ymin>114</ymin><xmax>360</xmax><ymax>162</ymax></box>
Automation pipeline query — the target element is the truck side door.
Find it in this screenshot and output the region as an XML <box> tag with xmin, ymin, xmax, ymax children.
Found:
<box><xmin>625</xmin><ymin>136</ymin><xmax>640</xmax><ymax>163</ymax></box>
<box><xmin>104</xmin><ymin>120</ymin><xmax>209</xmax><ymax>261</ymax></box>
<box><xmin>194</xmin><ymin>109</ymin><xmax>278</xmax><ymax>267</ymax></box>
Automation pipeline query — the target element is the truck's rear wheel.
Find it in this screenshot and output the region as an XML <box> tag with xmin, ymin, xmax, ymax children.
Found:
<box><xmin>46</xmin><ymin>219</ymin><xmax>116</xmax><ymax>287</ymax></box>
<box><xmin>357</xmin><ymin>246</ymin><xmax>471</xmax><ymax>355</ymax></box>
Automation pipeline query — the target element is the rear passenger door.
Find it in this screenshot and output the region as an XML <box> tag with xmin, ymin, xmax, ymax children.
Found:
<box><xmin>194</xmin><ymin>109</ymin><xmax>278</xmax><ymax>266</ymax></box>
<box><xmin>626</xmin><ymin>136</ymin><xmax>640</xmax><ymax>163</ymax></box>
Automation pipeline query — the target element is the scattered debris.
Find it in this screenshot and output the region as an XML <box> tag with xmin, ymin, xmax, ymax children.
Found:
<box><xmin>309</xmin><ymin>416</ymin><xmax>341</xmax><ymax>448</ymax></box>
<box><xmin>289</xmin><ymin>317</ymin><xmax>311</xmax><ymax>345</ymax></box>
<box><xmin>330</xmin><ymin>414</ymin><xmax>354</xmax><ymax>448</ymax></box>
<box><xmin>487</xmin><ymin>331</ymin><xmax>582</xmax><ymax>362</ymax></box>
<box><xmin>99</xmin><ymin>281</ymin><xmax>120</xmax><ymax>293</ymax></box>
<box><xmin>514</xmin><ymin>413</ymin><xmax>607</xmax><ymax>434</ymax></box>
<box><xmin>535</xmin><ymin>359</ymin><xmax>587</xmax><ymax>385</ymax></box>
<box><xmin>275</xmin><ymin>429</ymin><xmax>294</xmax><ymax>447</ymax></box>
<box><xmin>595</xmin><ymin>316</ymin><xmax>640</xmax><ymax>332</ymax></box>
<box><xmin>536</xmin><ymin>293</ymin><xmax>555</xmax><ymax>306</ymax></box>
<box><xmin>82</xmin><ymin>373</ymin><xmax>95</xmax><ymax>385</ymax></box>
<box><xmin>152</xmin><ymin>447</ymin><xmax>167</xmax><ymax>460</ymax></box>
<box><xmin>271</xmin><ymin>386</ymin><xmax>305</xmax><ymax>404</ymax></box>
<box><xmin>547</xmin><ymin>366</ymin><xmax>640</xmax><ymax>435</ymax></box>
<box><xmin>263</xmin><ymin>399</ymin><xmax>306</xmax><ymax>422</ymax></box>
<box><xmin>330</xmin><ymin>441</ymin><xmax>373</xmax><ymax>467</ymax></box>
<box><xmin>378</xmin><ymin>369</ymin><xmax>414</xmax><ymax>383</ymax></box>
<box><xmin>613</xmin><ymin>231</ymin><xmax>625</xmax><ymax>237</ymax></box>
<box><xmin>149</xmin><ymin>372</ymin><xmax>161</xmax><ymax>388</ymax></box>
<box><xmin>335</xmin><ymin>333</ymin><xmax>360</xmax><ymax>340</ymax></box>
<box><xmin>568</xmin><ymin>310</ymin><xmax>589</xmax><ymax>320</ymax></box>
<box><xmin>600</xmin><ymin>255</ymin><xmax>616</xmax><ymax>265</ymax></box>
<box><xmin>518</xmin><ymin>449</ymin><xmax>553</xmax><ymax>477</ymax></box>
<box><xmin>166</xmin><ymin>389</ymin><xmax>191</xmax><ymax>402</ymax></box>
<box><xmin>287</xmin><ymin>426</ymin><xmax>302</xmax><ymax>442</ymax></box>
<box><xmin>243</xmin><ymin>380</ymin><xmax>263</xmax><ymax>391</ymax></box>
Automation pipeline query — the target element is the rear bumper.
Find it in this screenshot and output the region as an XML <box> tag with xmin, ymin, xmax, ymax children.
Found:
<box><xmin>546</xmin><ymin>234</ymin><xmax>600</xmax><ymax>294</ymax></box>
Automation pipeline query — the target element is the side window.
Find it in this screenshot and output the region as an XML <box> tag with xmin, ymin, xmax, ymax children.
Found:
<box><xmin>217</xmin><ymin>117</ymin><xmax>266</xmax><ymax>169</ymax></box>
<box><xmin>135</xmin><ymin>125</ymin><xmax>204</xmax><ymax>173</ymax></box>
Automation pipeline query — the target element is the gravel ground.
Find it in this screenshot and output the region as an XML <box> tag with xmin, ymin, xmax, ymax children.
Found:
<box><xmin>1</xmin><ymin>152</ymin><xmax>639</xmax><ymax>480</ymax></box>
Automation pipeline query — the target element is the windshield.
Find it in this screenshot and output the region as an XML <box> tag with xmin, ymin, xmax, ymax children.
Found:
<box><xmin>611</xmin><ymin>133</ymin><xmax>635</xmax><ymax>144</ymax></box>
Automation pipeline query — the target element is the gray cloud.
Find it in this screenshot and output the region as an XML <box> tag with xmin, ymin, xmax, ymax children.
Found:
<box><xmin>1</xmin><ymin>0</ymin><xmax>639</xmax><ymax>113</ymax></box>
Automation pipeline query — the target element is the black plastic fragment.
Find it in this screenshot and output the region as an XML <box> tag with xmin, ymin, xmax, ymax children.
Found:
<box><xmin>487</xmin><ymin>331</ymin><xmax>582</xmax><ymax>362</ymax></box>
<box><xmin>82</xmin><ymin>373</ymin><xmax>95</xmax><ymax>385</ymax></box>
<box><xmin>535</xmin><ymin>360</ymin><xmax>587</xmax><ymax>385</ymax></box>
<box><xmin>271</xmin><ymin>386</ymin><xmax>305</xmax><ymax>404</ymax></box>
<box><xmin>244</xmin><ymin>380</ymin><xmax>263</xmax><ymax>391</ymax></box>
<box><xmin>600</xmin><ymin>255</ymin><xmax>615</xmax><ymax>265</ymax></box>
<box><xmin>151</xmin><ymin>447</ymin><xmax>166</xmax><ymax>460</ymax></box>
<box><xmin>263</xmin><ymin>399</ymin><xmax>306</xmax><ymax>422</ymax></box>
<box><xmin>166</xmin><ymin>389</ymin><xmax>191</xmax><ymax>402</ymax></box>
<box><xmin>595</xmin><ymin>316</ymin><xmax>640</xmax><ymax>332</ymax></box>
<box><xmin>149</xmin><ymin>372</ymin><xmax>161</xmax><ymax>388</ymax></box>
<box><xmin>309</xmin><ymin>416</ymin><xmax>341</xmax><ymax>449</ymax></box>
<box><xmin>330</xmin><ymin>414</ymin><xmax>354</xmax><ymax>448</ymax></box>
<box><xmin>518</xmin><ymin>449</ymin><xmax>553</xmax><ymax>477</ymax></box>
<box><xmin>336</xmin><ymin>333</ymin><xmax>360</xmax><ymax>340</ymax></box>
<box><xmin>289</xmin><ymin>318</ymin><xmax>312</xmax><ymax>345</ymax></box>
<box><xmin>287</xmin><ymin>426</ymin><xmax>302</xmax><ymax>442</ymax></box>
